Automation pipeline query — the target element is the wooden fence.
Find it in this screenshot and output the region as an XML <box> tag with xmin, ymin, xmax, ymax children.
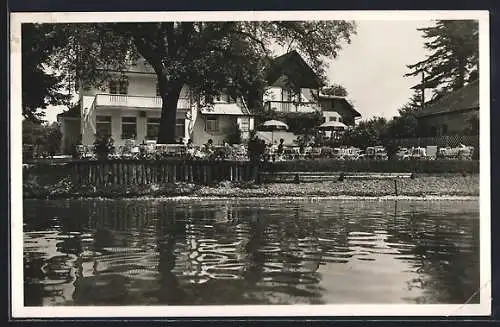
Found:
<box><xmin>70</xmin><ymin>160</ymin><xmax>257</xmax><ymax>187</ymax></box>
<box><xmin>67</xmin><ymin>158</ymin><xmax>479</xmax><ymax>188</ymax></box>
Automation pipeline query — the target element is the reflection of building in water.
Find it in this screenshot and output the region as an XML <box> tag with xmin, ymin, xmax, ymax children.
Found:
<box><xmin>152</xmin><ymin>202</ymin><xmax>254</xmax><ymax>304</ymax></box>
<box><xmin>240</xmin><ymin>203</ymin><xmax>324</xmax><ymax>304</ymax></box>
<box><xmin>175</xmin><ymin>203</ymin><xmax>249</xmax><ymax>284</ymax></box>
<box><xmin>71</xmin><ymin>200</ymin><xmax>160</xmax><ymax>305</ymax></box>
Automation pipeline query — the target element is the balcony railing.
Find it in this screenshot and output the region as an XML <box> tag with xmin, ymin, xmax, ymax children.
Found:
<box><xmin>95</xmin><ymin>94</ymin><xmax>191</xmax><ymax>109</ymax></box>
<box><xmin>265</xmin><ymin>101</ymin><xmax>319</xmax><ymax>113</ymax></box>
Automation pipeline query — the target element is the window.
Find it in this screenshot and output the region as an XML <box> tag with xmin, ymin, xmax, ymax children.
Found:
<box><xmin>109</xmin><ymin>77</ymin><xmax>128</xmax><ymax>95</ymax></box>
<box><xmin>329</xmin><ymin>116</ymin><xmax>337</xmax><ymax>122</ymax></box>
<box><xmin>121</xmin><ymin>116</ymin><xmax>137</xmax><ymax>139</ymax></box>
<box><xmin>214</xmin><ymin>92</ymin><xmax>236</xmax><ymax>103</ymax></box>
<box><xmin>96</xmin><ymin>115</ymin><xmax>112</xmax><ymax>137</ymax></box>
<box><xmin>282</xmin><ymin>89</ymin><xmax>292</xmax><ymax>102</ymax></box>
<box><xmin>239</xmin><ymin>118</ymin><xmax>250</xmax><ymax>132</ymax></box>
<box><xmin>205</xmin><ymin>116</ymin><xmax>219</xmax><ymax>132</ymax></box>
<box><xmin>175</xmin><ymin>119</ymin><xmax>185</xmax><ymax>138</ymax></box>
<box><xmin>147</xmin><ymin>117</ymin><xmax>160</xmax><ymax>140</ymax></box>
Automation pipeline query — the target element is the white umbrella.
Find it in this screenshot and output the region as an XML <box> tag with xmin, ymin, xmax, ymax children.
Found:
<box><xmin>262</xmin><ymin>120</ymin><xmax>289</xmax><ymax>130</ymax></box>
<box><xmin>261</xmin><ymin>120</ymin><xmax>289</xmax><ymax>143</ymax></box>
<box><xmin>319</xmin><ymin>121</ymin><xmax>347</xmax><ymax>139</ymax></box>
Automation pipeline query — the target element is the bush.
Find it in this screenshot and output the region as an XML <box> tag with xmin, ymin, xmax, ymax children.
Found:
<box><xmin>261</xmin><ymin>159</ymin><xmax>479</xmax><ymax>174</ymax></box>
<box><xmin>93</xmin><ymin>135</ymin><xmax>115</xmax><ymax>160</ymax></box>
<box><xmin>226</xmin><ymin>124</ymin><xmax>242</xmax><ymax>145</ymax></box>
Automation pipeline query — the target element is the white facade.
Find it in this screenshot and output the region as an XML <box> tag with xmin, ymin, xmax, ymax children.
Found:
<box><xmin>74</xmin><ymin>61</ymin><xmax>253</xmax><ymax>149</ymax></box>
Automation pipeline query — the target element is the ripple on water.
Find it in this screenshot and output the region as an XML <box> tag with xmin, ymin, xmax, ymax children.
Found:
<box><xmin>23</xmin><ymin>198</ymin><xmax>480</xmax><ymax>306</ymax></box>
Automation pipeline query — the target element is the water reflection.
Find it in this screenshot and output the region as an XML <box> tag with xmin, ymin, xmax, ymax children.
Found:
<box><xmin>23</xmin><ymin>199</ymin><xmax>479</xmax><ymax>306</ymax></box>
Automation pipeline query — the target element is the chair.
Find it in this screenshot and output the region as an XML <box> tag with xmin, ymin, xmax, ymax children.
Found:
<box><xmin>310</xmin><ymin>147</ymin><xmax>322</xmax><ymax>159</ymax></box>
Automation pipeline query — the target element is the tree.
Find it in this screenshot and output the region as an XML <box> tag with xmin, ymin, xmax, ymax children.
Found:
<box><xmin>22</xmin><ymin>24</ymin><xmax>71</xmax><ymax>123</ymax></box>
<box><xmin>342</xmin><ymin>117</ymin><xmax>388</xmax><ymax>149</ymax></box>
<box><xmin>22</xmin><ymin>120</ymin><xmax>62</xmax><ymax>156</ymax></box>
<box><xmin>405</xmin><ymin>20</ymin><xmax>479</xmax><ymax>99</ymax></box>
<box><xmin>384</xmin><ymin>90</ymin><xmax>422</xmax><ymax>139</ymax></box>
<box><xmin>321</xmin><ymin>83</ymin><xmax>348</xmax><ymax>97</ymax></box>
<box><xmin>43</xmin><ymin>21</ymin><xmax>356</xmax><ymax>143</ymax></box>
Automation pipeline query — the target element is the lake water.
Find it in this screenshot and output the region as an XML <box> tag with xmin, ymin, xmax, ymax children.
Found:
<box><xmin>23</xmin><ymin>198</ymin><xmax>479</xmax><ymax>306</ymax></box>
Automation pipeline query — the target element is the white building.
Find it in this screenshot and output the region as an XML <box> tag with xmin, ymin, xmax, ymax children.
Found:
<box><xmin>262</xmin><ymin>51</ymin><xmax>361</xmax><ymax>124</ymax></box>
<box><xmin>58</xmin><ymin>58</ymin><xmax>254</xmax><ymax>153</ymax></box>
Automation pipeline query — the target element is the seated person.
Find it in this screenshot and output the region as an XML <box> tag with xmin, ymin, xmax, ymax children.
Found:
<box><xmin>205</xmin><ymin>139</ymin><xmax>214</xmax><ymax>150</ymax></box>
<box><xmin>277</xmin><ymin>138</ymin><xmax>285</xmax><ymax>155</ymax></box>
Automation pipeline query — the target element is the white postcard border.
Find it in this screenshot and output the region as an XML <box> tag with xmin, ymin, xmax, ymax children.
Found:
<box><xmin>9</xmin><ymin>10</ymin><xmax>491</xmax><ymax>318</ymax></box>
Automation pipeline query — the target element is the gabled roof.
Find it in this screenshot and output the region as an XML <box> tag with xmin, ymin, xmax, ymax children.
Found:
<box><xmin>417</xmin><ymin>79</ymin><xmax>479</xmax><ymax>118</ymax></box>
<box><xmin>318</xmin><ymin>94</ymin><xmax>362</xmax><ymax>118</ymax></box>
<box><xmin>267</xmin><ymin>51</ymin><xmax>322</xmax><ymax>89</ymax></box>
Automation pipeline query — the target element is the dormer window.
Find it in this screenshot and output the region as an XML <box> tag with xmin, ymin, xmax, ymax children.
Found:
<box><xmin>109</xmin><ymin>76</ymin><xmax>128</xmax><ymax>95</ymax></box>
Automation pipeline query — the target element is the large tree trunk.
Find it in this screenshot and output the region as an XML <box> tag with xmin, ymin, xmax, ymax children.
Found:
<box><xmin>157</xmin><ymin>80</ymin><xmax>184</xmax><ymax>144</ymax></box>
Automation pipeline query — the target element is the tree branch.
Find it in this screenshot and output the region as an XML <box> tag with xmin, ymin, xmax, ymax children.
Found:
<box><xmin>229</xmin><ymin>29</ymin><xmax>268</xmax><ymax>53</ymax></box>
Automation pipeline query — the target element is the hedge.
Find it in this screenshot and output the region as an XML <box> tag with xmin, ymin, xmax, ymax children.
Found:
<box><xmin>261</xmin><ymin>159</ymin><xmax>479</xmax><ymax>174</ymax></box>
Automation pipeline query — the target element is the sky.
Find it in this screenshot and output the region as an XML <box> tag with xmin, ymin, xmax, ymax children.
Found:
<box><xmin>325</xmin><ymin>20</ymin><xmax>430</xmax><ymax>120</ymax></box>
<box><xmin>42</xmin><ymin>20</ymin><xmax>432</xmax><ymax>123</ymax></box>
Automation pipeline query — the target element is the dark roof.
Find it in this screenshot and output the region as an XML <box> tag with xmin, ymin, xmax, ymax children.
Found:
<box><xmin>57</xmin><ymin>105</ymin><xmax>80</xmax><ymax>119</ymax></box>
<box><xmin>417</xmin><ymin>79</ymin><xmax>479</xmax><ymax>118</ymax></box>
<box><xmin>267</xmin><ymin>51</ymin><xmax>322</xmax><ymax>89</ymax></box>
<box><xmin>318</xmin><ymin>94</ymin><xmax>362</xmax><ymax>118</ymax></box>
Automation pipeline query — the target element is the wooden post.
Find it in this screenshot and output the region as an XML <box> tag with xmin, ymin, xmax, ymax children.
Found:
<box><xmin>139</xmin><ymin>162</ymin><xmax>143</xmax><ymax>184</ymax></box>
<box><xmin>125</xmin><ymin>162</ymin><xmax>129</xmax><ymax>185</ymax></box>
<box><xmin>394</xmin><ymin>179</ymin><xmax>398</xmax><ymax>196</ymax></box>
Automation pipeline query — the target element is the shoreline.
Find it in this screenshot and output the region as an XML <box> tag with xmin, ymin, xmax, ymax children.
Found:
<box><xmin>137</xmin><ymin>195</ymin><xmax>479</xmax><ymax>201</ymax></box>
<box><xmin>23</xmin><ymin>174</ymin><xmax>479</xmax><ymax>201</ymax></box>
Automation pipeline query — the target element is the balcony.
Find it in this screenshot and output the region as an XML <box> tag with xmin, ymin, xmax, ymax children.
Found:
<box><xmin>265</xmin><ymin>101</ymin><xmax>319</xmax><ymax>113</ymax></box>
<box><xmin>94</xmin><ymin>94</ymin><xmax>191</xmax><ymax>110</ymax></box>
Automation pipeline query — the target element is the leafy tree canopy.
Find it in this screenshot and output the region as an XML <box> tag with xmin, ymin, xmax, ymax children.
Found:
<box><xmin>342</xmin><ymin>116</ymin><xmax>388</xmax><ymax>149</ymax></box>
<box><xmin>40</xmin><ymin>21</ymin><xmax>356</xmax><ymax>142</ymax></box>
<box><xmin>384</xmin><ymin>90</ymin><xmax>423</xmax><ymax>139</ymax></box>
<box><xmin>22</xmin><ymin>24</ymin><xmax>71</xmax><ymax>123</ymax></box>
<box><xmin>22</xmin><ymin>120</ymin><xmax>62</xmax><ymax>156</ymax></box>
<box><xmin>321</xmin><ymin>83</ymin><xmax>348</xmax><ymax>97</ymax></box>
